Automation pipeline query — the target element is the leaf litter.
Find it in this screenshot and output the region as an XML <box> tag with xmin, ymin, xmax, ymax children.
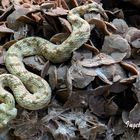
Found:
<box><xmin>0</xmin><ymin>0</ymin><xmax>140</xmax><ymax>140</ymax></box>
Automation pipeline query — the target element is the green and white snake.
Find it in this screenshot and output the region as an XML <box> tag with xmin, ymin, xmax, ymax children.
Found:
<box><xmin>0</xmin><ymin>2</ymin><xmax>106</xmax><ymax>128</ymax></box>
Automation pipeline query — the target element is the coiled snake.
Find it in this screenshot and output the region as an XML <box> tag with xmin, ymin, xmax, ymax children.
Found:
<box><xmin>0</xmin><ymin>2</ymin><xmax>106</xmax><ymax>127</ymax></box>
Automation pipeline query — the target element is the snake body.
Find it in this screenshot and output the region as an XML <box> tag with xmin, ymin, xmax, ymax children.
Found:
<box><xmin>0</xmin><ymin>2</ymin><xmax>106</xmax><ymax>127</ymax></box>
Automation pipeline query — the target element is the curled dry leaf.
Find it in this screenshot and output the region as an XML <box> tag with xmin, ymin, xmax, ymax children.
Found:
<box><xmin>23</xmin><ymin>56</ymin><xmax>45</xmax><ymax>71</ymax></box>
<box><xmin>105</xmin><ymin>9</ymin><xmax>124</xmax><ymax>19</ymax></box>
<box><xmin>57</xmin><ymin>65</ymin><xmax>68</xmax><ymax>89</ymax></box>
<box><xmin>78</xmin><ymin>53</ymin><xmax>116</xmax><ymax>67</ymax></box>
<box><xmin>40</xmin><ymin>2</ymin><xmax>56</xmax><ymax>10</ymax></box>
<box><xmin>72</xmin><ymin>48</ymin><xmax>93</xmax><ymax>61</ymax></box>
<box><xmin>112</xmin><ymin>18</ymin><xmax>129</xmax><ymax>35</ymax></box>
<box><xmin>46</xmin><ymin>7</ymin><xmax>68</xmax><ymax>16</ymax></box>
<box><xmin>107</xmin><ymin>117</ymin><xmax>126</xmax><ymax>137</ymax></box>
<box><xmin>0</xmin><ymin>45</ymin><xmax>7</xmax><ymax>64</ymax></box>
<box><xmin>102</xmin><ymin>34</ymin><xmax>131</xmax><ymax>61</ymax></box>
<box><xmin>6</xmin><ymin>8</ymin><xmax>33</xmax><ymax>39</ymax></box>
<box><xmin>83</xmin><ymin>40</ymin><xmax>100</xmax><ymax>54</ymax></box>
<box><xmin>89</xmin><ymin>94</ymin><xmax>118</xmax><ymax>117</ymax></box>
<box><xmin>48</xmin><ymin>65</ymin><xmax>57</xmax><ymax>90</ymax></box>
<box><xmin>60</xmin><ymin>0</ymin><xmax>69</xmax><ymax>9</ymax></box>
<box><xmin>66</xmin><ymin>67</ymin><xmax>72</xmax><ymax>92</ymax></box>
<box><xmin>69</xmin><ymin>62</ymin><xmax>96</xmax><ymax>88</ymax></box>
<box><xmin>88</xmin><ymin>18</ymin><xmax>112</xmax><ymax>35</ymax></box>
<box><xmin>41</xmin><ymin>60</ymin><xmax>50</xmax><ymax>78</ymax></box>
<box><xmin>120</xmin><ymin>75</ymin><xmax>137</xmax><ymax>84</ymax></box>
<box><xmin>56</xmin><ymin>88</ymin><xmax>70</xmax><ymax>103</ymax></box>
<box><xmin>100</xmin><ymin>64</ymin><xmax>117</xmax><ymax>82</ymax></box>
<box><xmin>50</xmin><ymin>33</ymin><xmax>69</xmax><ymax>44</ymax></box>
<box><xmin>64</xmin><ymin>90</ymin><xmax>88</xmax><ymax>108</ymax></box>
<box><xmin>95</xmin><ymin>67</ymin><xmax>113</xmax><ymax>85</ymax></box>
<box><xmin>125</xmin><ymin>27</ymin><xmax>140</xmax><ymax>43</ymax></box>
<box><xmin>129</xmin><ymin>103</ymin><xmax>140</xmax><ymax>124</ymax></box>
<box><xmin>30</xmin><ymin>11</ymin><xmax>44</xmax><ymax>23</ymax></box>
<box><xmin>7</xmin><ymin>8</ymin><xmax>30</xmax><ymax>30</ymax></box>
<box><xmin>104</xmin><ymin>21</ymin><xmax>117</xmax><ymax>32</ymax></box>
<box><xmin>124</xmin><ymin>27</ymin><xmax>140</xmax><ymax>49</ymax></box>
<box><xmin>109</xmin><ymin>82</ymin><xmax>127</xmax><ymax>93</ymax></box>
<box><xmin>2</xmin><ymin>40</ymin><xmax>17</xmax><ymax>49</ymax></box>
<box><xmin>59</xmin><ymin>17</ymin><xmax>72</xmax><ymax>33</ymax></box>
<box><xmin>112</xmin><ymin>64</ymin><xmax>127</xmax><ymax>82</ymax></box>
<box><xmin>95</xmin><ymin>63</ymin><xmax>126</xmax><ymax>84</ymax></box>
<box><xmin>132</xmin><ymin>76</ymin><xmax>140</xmax><ymax>102</ymax></box>
<box><xmin>120</xmin><ymin>61</ymin><xmax>139</xmax><ymax>75</ymax></box>
<box><xmin>68</xmin><ymin>0</ymin><xmax>79</xmax><ymax>7</ymax></box>
<box><xmin>0</xmin><ymin>5</ymin><xmax>13</xmax><ymax>21</ymax></box>
<box><xmin>0</xmin><ymin>24</ymin><xmax>14</xmax><ymax>37</ymax></box>
<box><xmin>17</xmin><ymin>15</ymin><xmax>37</xmax><ymax>25</ymax></box>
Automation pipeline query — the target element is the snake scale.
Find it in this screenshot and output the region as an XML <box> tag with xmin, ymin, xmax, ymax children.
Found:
<box><xmin>0</xmin><ymin>2</ymin><xmax>106</xmax><ymax>127</ymax></box>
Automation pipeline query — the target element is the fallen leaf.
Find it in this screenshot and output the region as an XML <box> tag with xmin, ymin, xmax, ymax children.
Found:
<box><xmin>78</xmin><ymin>53</ymin><xmax>116</xmax><ymax>67</ymax></box>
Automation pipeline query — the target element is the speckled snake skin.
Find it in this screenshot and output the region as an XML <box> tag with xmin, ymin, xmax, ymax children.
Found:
<box><xmin>0</xmin><ymin>2</ymin><xmax>106</xmax><ymax>128</ymax></box>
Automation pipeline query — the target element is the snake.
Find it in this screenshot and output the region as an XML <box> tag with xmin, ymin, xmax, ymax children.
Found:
<box><xmin>0</xmin><ymin>2</ymin><xmax>107</xmax><ymax>128</ymax></box>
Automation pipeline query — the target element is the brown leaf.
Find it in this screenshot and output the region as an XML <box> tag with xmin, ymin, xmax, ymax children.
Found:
<box><xmin>79</xmin><ymin>53</ymin><xmax>116</xmax><ymax>67</ymax></box>
<box><xmin>31</xmin><ymin>12</ymin><xmax>43</xmax><ymax>22</ymax></box>
<box><xmin>105</xmin><ymin>9</ymin><xmax>124</xmax><ymax>19</ymax></box>
<box><xmin>23</xmin><ymin>56</ymin><xmax>45</xmax><ymax>71</ymax></box>
<box><xmin>124</xmin><ymin>27</ymin><xmax>140</xmax><ymax>48</ymax></box>
<box><xmin>72</xmin><ymin>47</ymin><xmax>93</xmax><ymax>61</ymax></box>
<box><xmin>59</xmin><ymin>17</ymin><xmax>72</xmax><ymax>33</ymax></box>
<box><xmin>120</xmin><ymin>61</ymin><xmax>139</xmax><ymax>75</ymax></box>
<box><xmin>61</xmin><ymin>0</ymin><xmax>69</xmax><ymax>9</ymax></box>
<box><xmin>125</xmin><ymin>27</ymin><xmax>140</xmax><ymax>43</ymax></box>
<box><xmin>56</xmin><ymin>88</ymin><xmax>70</xmax><ymax>103</ymax></box>
<box><xmin>69</xmin><ymin>62</ymin><xmax>96</xmax><ymax>88</ymax></box>
<box><xmin>0</xmin><ymin>24</ymin><xmax>14</xmax><ymax>35</ymax></box>
<box><xmin>132</xmin><ymin>76</ymin><xmax>140</xmax><ymax>102</ymax></box>
<box><xmin>88</xmin><ymin>18</ymin><xmax>111</xmax><ymax>35</ymax></box>
<box><xmin>7</xmin><ymin>8</ymin><xmax>30</xmax><ymax>30</ymax></box>
<box><xmin>129</xmin><ymin>103</ymin><xmax>140</xmax><ymax>124</ymax></box>
<box><xmin>95</xmin><ymin>67</ymin><xmax>113</xmax><ymax>85</ymax></box>
<box><xmin>110</xmin><ymin>82</ymin><xmax>127</xmax><ymax>93</ymax></box>
<box><xmin>83</xmin><ymin>42</ymin><xmax>99</xmax><ymax>54</ymax></box>
<box><xmin>102</xmin><ymin>34</ymin><xmax>131</xmax><ymax>61</ymax></box>
<box><xmin>40</xmin><ymin>2</ymin><xmax>56</xmax><ymax>10</ymax></box>
<box><xmin>89</xmin><ymin>94</ymin><xmax>118</xmax><ymax>117</ymax></box>
<box><xmin>17</xmin><ymin>15</ymin><xmax>37</xmax><ymax>25</ymax></box>
<box><xmin>70</xmin><ymin>0</ymin><xmax>79</xmax><ymax>7</ymax></box>
<box><xmin>41</xmin><ymin>60</ymin><xmax>50</xmax><ymax>78</ymax></box>
<box><xmin>112</xmin><ymin>18</ymin><xmax>128</xmax><ymax>35</ymax></box>
<box><xmin>56</xmin><ymin>65</ymin><xmax>68</xmax><ymax>89</ymax></box>
<box><xmin>0</xmin><ymin>49</ymin><xmax>6</xmax><ymax>65</ymax></box>
<box><xmin>64</xmin><ymin>90</ymin><xmax>88</xmax><ymax>108</ymax></box>
<box><xmin>2</xmin><ymin>39</ymin><xmax>16</xmax><ymax>49</ymax></box>
<box><xmin>46</xmin><ymin>7</ymin><xmax>68</xmax><ymax>16</ymax></box>
<box><xmin>0</xmin><ymin>25</ymin><xmax>13</xmax><ymax>39</ymax></box>
<box><xmin>48</xmin><ymin>65</ymin><xmax>57</xmax><ymax>90</ymax></box>
<box><xmin>50</xmin><ymin>33</ymin><xmax>69</xmax><ymax>44</ymax></box>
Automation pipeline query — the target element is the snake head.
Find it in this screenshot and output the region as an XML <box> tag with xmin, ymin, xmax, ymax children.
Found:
<box><xmin>0</xmin><ymin>103</ymin><xmax>17</xmax><ymax>128</ymax></box>
<box><xmin>86</xmin><ymin>2</ymin><xmax>108</xmax><ymax>20</ymax></box>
